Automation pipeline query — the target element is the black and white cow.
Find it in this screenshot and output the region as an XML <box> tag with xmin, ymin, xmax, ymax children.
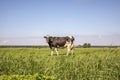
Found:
<box><xmin>44</xmin><ymin>36</ymin><xmax>75</xmax><ymax>56</ymax></box>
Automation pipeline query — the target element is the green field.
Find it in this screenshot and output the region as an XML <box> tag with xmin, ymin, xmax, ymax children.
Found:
<box><xmin>0</xmin><ymin>48</ymin><xmax>120</xmax><ymax>80</ymax></box>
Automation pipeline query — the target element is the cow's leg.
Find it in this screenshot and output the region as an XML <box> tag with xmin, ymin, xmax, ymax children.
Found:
<box><xmin>67</xmin><ymin>48</ymin><xmax>70</xmax><ymax>56</ymax></box>
<box><xmin>51</xmin><ymin>47</ymin><xmax>55</xmax><ymax>56</ymax></box>
<box><xmin>66</xmin><ymin>44</ymin><xmax>69</xmax><ymax>56</ymax></box>
<box><xmin>70</xmin><ymin>44</ymin><xmax>74</xmax><ymax>55</ymax></box>
<box><xmin>66</xmin><ymin>43</ymin><xmax>74</xmax><ymax>56</ymax></box>
<box><xmin>55</xmin><ymin>48</ymin><xmax>59</xmax><ymax>56</ymax></box>
<box><xmin>71</xmin><ymin>48</ymin><xmax>74</xmax><ymax>55</ymax></box>
<box><xmin>66</xmin><ymin>44</ymin><xmax>71</xmax><ymax>56</ymax></box>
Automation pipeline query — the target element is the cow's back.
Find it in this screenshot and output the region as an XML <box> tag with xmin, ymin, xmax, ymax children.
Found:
<box><xmin>51</xmin><ymin>37</ymin><xmax>67</xmax><ymax>47</ymax></box>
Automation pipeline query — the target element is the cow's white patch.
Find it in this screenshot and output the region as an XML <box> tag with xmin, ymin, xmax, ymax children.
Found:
<box><xmin>46</xmin><ymin>35</ymin><xmax>50</xmax><ymax>38</ymax></box>
<box><xmin>64</xmin><ymin>41</ymin><xmax>70</xmax><ymax>47</ymax></box>
<box><xmin>69</xmin><ymin>36</ymin><xmax>72</xmax><ymax>39</ymax></box>
<box><xmin>66</xmin><ymin>41</ymin><xmax>74</xmax><ymax>56</ymax></box>
<box><xmin>55</xmin><ymin>48</ymin><xmax>59</xmax><ymax>56</ymax></box>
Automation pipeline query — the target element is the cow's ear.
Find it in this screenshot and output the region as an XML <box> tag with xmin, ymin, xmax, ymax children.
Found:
<box><xmin>44</xmin><ymin>36</ymin><xmax>47</xmax><ymax>38</ymax></box>
<box><xmin>71</xmin><ymin>36</ymin><xmax>75</xmax><ymax>41</ymax></box>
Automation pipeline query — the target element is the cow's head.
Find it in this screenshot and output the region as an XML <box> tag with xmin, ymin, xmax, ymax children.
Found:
<box><xmin>65</xmin><ymin>36</ymin><xmax>75</xmax><ymax>42</ymax></box>
<box><xmin>44</xmin><ymin>35</ymin><xmax>54</xmax><ymax>43</ymax></box>
<box><xmin>69</xmin><ymin>36</ymin><xmax>74</xmax><ymax>42</ymax></box>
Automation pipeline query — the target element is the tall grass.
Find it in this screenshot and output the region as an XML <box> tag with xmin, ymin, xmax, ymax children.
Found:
<box><xmin>0</xmin><ymin>48</ymin><xmax>120</xmax><ymax>80</ymax></box>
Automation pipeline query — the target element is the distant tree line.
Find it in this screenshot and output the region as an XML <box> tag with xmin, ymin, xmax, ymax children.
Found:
<box><xmin>77</xmin><ymin>43</ymin><xmax>120</xmax><ymax>48</ymax></box>
<box><xmin>78</xmin><ymin>43</ymin><xmax>91</xmax><ymax>48</ymax></box>
<box><xmin>83</xmin><ymin>43</ymin><xmax>91</xmax><ymax>48</ymax></box>
<box><xmin>0</xmin><ymin>45</ymin><xmax>48</xmax><ymax>48</ymax></box>
<box><xmin>0</xmin><ymin>44</ymin><xmax>120</xmax><ymax>48</ymax></box>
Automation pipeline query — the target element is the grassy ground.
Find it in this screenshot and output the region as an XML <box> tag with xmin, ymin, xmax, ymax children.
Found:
<box><xmin>0</xmin><ymin>48</ymin><xmax>120</xmax><ymax>80</ymax></box>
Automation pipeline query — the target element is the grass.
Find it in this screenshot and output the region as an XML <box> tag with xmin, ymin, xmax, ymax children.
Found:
<box><xmin>0</xmin><ymin>48</ymin><xmax>120</xmax><ymax>80</ymax></box>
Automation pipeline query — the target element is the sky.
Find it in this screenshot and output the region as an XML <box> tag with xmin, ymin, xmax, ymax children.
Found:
<box><xmin>0</xmin><ymin>0</ymin><xmax>120</xmax><ymax>45</ymax></box>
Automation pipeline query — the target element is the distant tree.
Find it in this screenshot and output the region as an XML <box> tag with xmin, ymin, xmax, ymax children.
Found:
<box><xmin>83</xmin><ymin>43</ymin><xmax>91</xmax><ymax>48</ymax></box>
<box><xmin>83</xmin><ymin>43</ymin><xmax>88</xmax><ymax>48</ymax></box>
<box><xmin>77</xmin><ymin>44</ymin><xmax>82</xmax><ymax>47</ymax></box>
<box><xmin>87</xmin><ymin>43</ymin><xmax>91</xmax><ymax>48</ymax></box>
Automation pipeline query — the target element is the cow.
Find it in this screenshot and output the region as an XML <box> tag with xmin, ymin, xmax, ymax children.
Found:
<box><xmin>44</xmin><ymin>35</ymin><xmax>75</xmax><ymax>56</ymax></box>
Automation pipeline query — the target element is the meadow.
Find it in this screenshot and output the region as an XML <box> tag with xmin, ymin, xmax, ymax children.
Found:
<box><xmin>0</xmin><ymin>47</ymin><xmax>120</xmax><ymax>80</ymax></box>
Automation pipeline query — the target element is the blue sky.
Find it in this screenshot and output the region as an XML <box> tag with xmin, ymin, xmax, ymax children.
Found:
<box><xmin>0</xmin><ymin>0</ymin><xmax>120</xmax><ymax>37</ymax></box>
<box><xmin>0</xmin><ymin>0</ymin><xmax>120</xmax><ymax>45</ymax></box>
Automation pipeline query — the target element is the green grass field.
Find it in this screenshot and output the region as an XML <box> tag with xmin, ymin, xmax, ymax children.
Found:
<box><xmin>0</xmin><ymin>48</ymin><xmax>120</xmax><ymax>80</ymax></box>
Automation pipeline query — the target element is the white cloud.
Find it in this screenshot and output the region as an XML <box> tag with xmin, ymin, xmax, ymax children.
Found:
<box><xmin>3</xmin><ymin>40</ymin><xmax>8</xmax><ymax>44</ymax></box>
<box><xmin>0</xmin><ymin>40</ymin><xmax>9</xmax><ymax>45</ymax></box>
